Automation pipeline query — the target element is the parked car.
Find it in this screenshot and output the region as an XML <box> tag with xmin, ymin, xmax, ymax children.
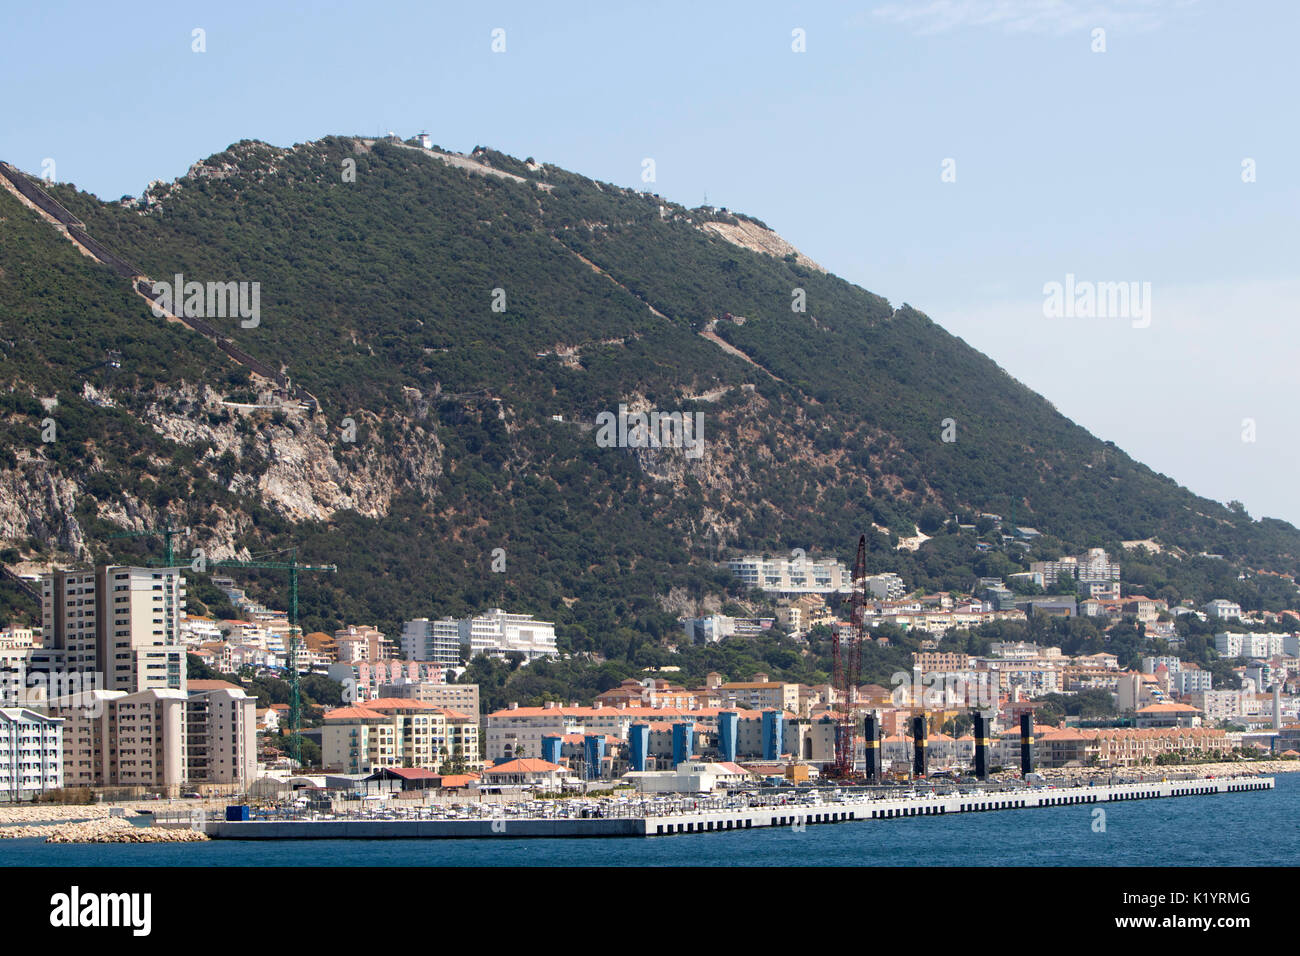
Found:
<box><xmin>181</xmin><ymin>791</ymin><xmax>202</xmax><ymax>799</ymax></box>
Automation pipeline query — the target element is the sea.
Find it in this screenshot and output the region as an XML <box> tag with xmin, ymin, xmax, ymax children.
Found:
<box><xmin>3</xmin><ymin>773</ymin><xmax>1296</xmax><ymax>867</ymax></box>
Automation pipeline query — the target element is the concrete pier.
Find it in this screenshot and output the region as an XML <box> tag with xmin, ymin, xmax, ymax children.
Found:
<box><xmin>195</xmin><ymin>776</ymin><xmax>1274</xmax><ymax>840</ymax></box>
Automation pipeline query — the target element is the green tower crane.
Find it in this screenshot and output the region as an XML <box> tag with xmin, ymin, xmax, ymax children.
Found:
<box><xmin>152</xmin><ymin>548</ymin><xmax>337</xmax><ymax>769</ymax></box>
<box><xmin>107</xmin><ymin>521</ymin><xmax>189</xmax><ymax>567</ymax></box>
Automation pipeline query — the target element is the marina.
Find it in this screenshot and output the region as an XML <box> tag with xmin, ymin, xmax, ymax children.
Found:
<box><xmin>183</xmin><ymin>775</ymin><xmax>1275</xmax><ymax>840</ymax></box>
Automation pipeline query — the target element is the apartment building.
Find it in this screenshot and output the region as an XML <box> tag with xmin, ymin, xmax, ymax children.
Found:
<box><xmin>185</xmin><ymin>680</ymin><xmax>258</xmax><ymax>788</ymax></box>
<box><xmin>1187</xmin><ymin>689</ymin><xmax>1244</xmax><ymax>723</ymax></box>
<box><xmin>682</xmin><ymin>615</ymin><xmax>776</xmax><ymax>643</ymax></box>
<box><xmin>1215</xmin><ymin>632</ymin><xmax>1289</xmax><ymax>658</ymax></box>
<box><xmin>913</xmin><ymin>652</ymin><xmax>974</xmax><ymax>673</ymax></box>
<box><xmin>400</xmin><ymin>618</ymin><xmax>462</xmax><ymax>667</ymax></box>
<box><xmin>594</xmin><ymin>679</ymin><xmax>698</xmax><ymax>710</ymax></box>
<box><xmin>50</xmin><ymin>689</ymin><xmax>188</xmax><ymax>793</ymax></box>
<box><xmin>378</xmin><ymin>680</ymin><xmax>481</xmax><ymax>717</ymax></box>
<box><xmin>334</xmin><ymin>625</ymin><xmax>389</xmax><ymax>662</ymax></box>
<box><xmin>402</xmin><ymin>609</ymin><xmax>557</xmax><ymax>664</ymax></box>
<box><xmin>41</xmin><ymin>566</ymin><xmax>186</xmax><ymax>693</ymax></box>
<box><xmin>179</xmin><ymin>615</ymin><xmax>223</xmax><ymax>645</ymax></box>
<box><xmin>727</xmin><ymin>555</ymin><xmax>852</xmax><ymax>595</ymax></box>
<box><xmin>0</xmin><ymin>646</ymin><xmax>33</xmax><ymax>706</ymax></box>
<box><xmin>327</xmin><ymin>659</ymin><xmax>444</xmax><ymax>701</ymax></box>
<box><xmin>864</xmin><ymin>573</ymin><xmax>906</xmax><ymax>601</ymax></box>
<box><xmin>1171</xmin><ymin>665</ymin><xmax>1213</xmax><ymax>695</ymax></box>
<box><xmin>0</xmin><ymin>707</ymin><xmax>63</xmax><ymax>801</ymax></box>
<box><xmin>0</xmin><ymin>626</ymin><xmax>35</xmax><ymax>648</ymax></box>
<box><xmin>715</xmin><ymin>677</ymin><xmax>800</xmax><ymax>713</ymax></box>
<box><xmin>1082</xmin><ymin>727</ymin><xmax>1230</xmax><ymax>766</ymax></box>
<box><xmin>877</xmin><ymin>608</ymin><xmax>1023</xmax><ymax>635</ymax></box>
<box><xmin>1030</xmin><ymin>548</ymin><xmax>1121</xmax><ymax>595</ymax></box>
<box><xmin>321</xmin><ymin>698</ymin><xmax>481</xmax><ymax>774</ymax></box>
<box><xmin>459</xmin><ymin>609</ymin><xmax>557</xmax><ymax>662</ymax></box>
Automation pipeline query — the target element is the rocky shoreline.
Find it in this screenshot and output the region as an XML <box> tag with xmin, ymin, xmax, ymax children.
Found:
<box><xmin>46</xmin><ymin>818</ymin><xmax>209</xmax><ymax>844</ymax></box>
<box><xmin>0</xmin><ymin>816</ymin><xmax>208</xmax><ymax>843</ymax></box>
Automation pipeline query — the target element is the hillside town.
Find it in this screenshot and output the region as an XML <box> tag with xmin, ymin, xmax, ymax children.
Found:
<box><xmin>3</xmin><ymin>540</ymin><xmax>1299</xmax><ymax>805</ymax></box>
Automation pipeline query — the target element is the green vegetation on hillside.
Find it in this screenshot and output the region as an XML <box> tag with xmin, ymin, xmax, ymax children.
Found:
<box><xmin>0</xmin><ymin>136</ymin><xmax>1295</xmax><ymax>660</ymax></box>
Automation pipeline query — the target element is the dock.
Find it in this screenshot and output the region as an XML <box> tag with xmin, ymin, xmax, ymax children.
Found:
<box><xmin>186</xmin><ymin>776</ymin><xmax>1274</xmax><ymax>839</ymax></box>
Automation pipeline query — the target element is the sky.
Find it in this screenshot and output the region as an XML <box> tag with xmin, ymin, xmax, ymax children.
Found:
<box><xmin>2</xmin><ymin>0</ymin><xmax>1297</xmax><ymax>525</ymax></box>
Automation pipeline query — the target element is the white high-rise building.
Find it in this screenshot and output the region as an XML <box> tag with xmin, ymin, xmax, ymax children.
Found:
<box><xmin>401</xmin><ymin>618</ymin><xmax>463</xmax><ymax>666</ymax></box>
<box><xmin>864</xmin><ymin>572</ymin><xmax>907</xmax><ymax>601</ymax></box>
<box><xmin>41</xmin><ymin>566</ymin><xmax>186</xmax><ymax>693</ymax></box>
<box><xmin>0</xmin><ymin>707</ymin><xmax>63</xmax><ymax>801</ymax></box>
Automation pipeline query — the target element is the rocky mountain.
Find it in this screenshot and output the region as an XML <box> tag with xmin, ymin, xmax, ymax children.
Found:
<box><xmin>1</xmin><ymin>135</ymin><xmax>1297</xmax><ymax>640</ymax></box>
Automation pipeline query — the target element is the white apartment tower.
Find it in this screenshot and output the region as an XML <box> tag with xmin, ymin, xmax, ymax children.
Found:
<box><xmin>0</xmin><ymin>707</ymin><xmax>63</xmax><ymax>801</ymax></box>
<box><xmin>401</xmin><ymin>618</ymin><xmax>463</xmax><ymax>667</ymax></box>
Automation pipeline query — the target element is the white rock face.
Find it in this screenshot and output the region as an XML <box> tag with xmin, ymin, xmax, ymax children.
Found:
<box><xmin>0</xmin><ymin>463</ymin><xmax>85</xmax><ymax>556</ymax></box>
<box><xmin>698</xmin><ymin>219</ymin><xmax>825</xmax><ymax>273</ymax></box>
<box><xmin>0</xmin><ymin>382</ymin><xmax>443</xmax><ymax>558</ymax></box>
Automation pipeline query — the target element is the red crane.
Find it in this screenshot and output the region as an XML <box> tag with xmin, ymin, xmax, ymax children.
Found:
<box><xmin>831</xmin><ymin>534</ymin><xmax>868</xmax><ymax>777</ymax></box>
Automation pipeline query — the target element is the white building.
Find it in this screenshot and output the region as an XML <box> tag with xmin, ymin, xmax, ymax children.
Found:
<box><xmin>179</xmin><ymin>615</ymin><xmax>223</xmax><ymax>646</ymax></box>
<box><xmin>864</xmin><ymin>572</ymin><xmax>907</xmax><ymax>601</ymax></box>
<box><xmin>459</xmin><ymin>609</ymin><xmax>557</xmax><ymax>662</ymax></box>
<box><xmin>1204</xmin><ymin>600</ymin><xmax>1242</xmax><ymax>622</ymax></box>
<box><xmin>1173</xmin><ymin>668</ymin><xmax>1213</xmax><ymax>694</ymax></box>
<box><xmin>402</xmin><ymin>610</ymin><xmax>558</xmax><ymax>664</ymax></box>
<box><xmin>328</xmin><ymin>659</ymin><xmax>445</xmax><ymax>701</ymax></box>
<box><xmin>0</xmin><ymin>626</ymin><xmax>34</xmax><ymax>648</ymax></box>
<box><xmin>400</xmin><ymin>618</ymin><xmax>462</xmax><ymax>666</ymax></box>
<box><xmin>1030</xmin><ymin>548</ymin><xmax>1121</xmax><ymax>593</ymax></box>
<box><xmin>1141</xmin><ymin>656</ymin><xmax>1182</xmax><ymax>675</ymax></box>
<box><xmin>624</xmin><ymin>761</ymin><xmax>754</xmax><ymax>794</ymax></box>
<box><xmin>727</xmin><ymin>555</ymin><xmax>852</xmax><ymax>595</ymax></box>
<box><xmin>0</xmin><ymin>707</ymin><xmax>63</xmax><ymax>801</ymax></box>
<box><xmin>1188</xmin><ymin>689</ymin><xmax>1244</xmax><ymax>723</ymax></box>
<box><xmin>682</xmin><ymin>615</ymin><xmax>775</xmax><ymax>643</ymax></box>
<box><xmin>1215</xmin><ymin>632</ymin><xmax>1286</xmax><ymax>658</ymax></box>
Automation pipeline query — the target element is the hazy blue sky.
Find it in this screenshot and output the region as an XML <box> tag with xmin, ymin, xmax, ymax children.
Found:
<box><xmin>3</xmin><ymin>0</ymin><xmax>1297</xmax><ymax>525</ymax></box>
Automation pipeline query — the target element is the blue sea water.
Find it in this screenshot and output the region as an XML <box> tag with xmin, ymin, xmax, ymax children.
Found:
<box><xmin>3</xmin><ymin>774</ymin><xmax>1296</xmax><ymax>867</ymax></box>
